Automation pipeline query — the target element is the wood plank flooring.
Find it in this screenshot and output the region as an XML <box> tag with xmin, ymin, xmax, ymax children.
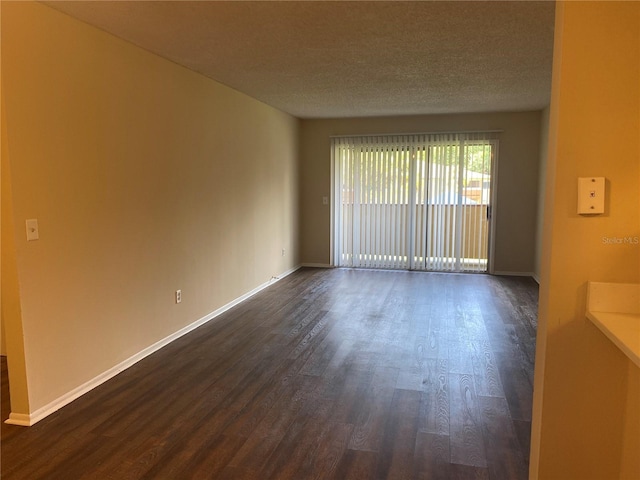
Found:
<box><xmin>1</xmin><ymin>268</ymin><xmax>538</xmax><ymax>479</ymax></box>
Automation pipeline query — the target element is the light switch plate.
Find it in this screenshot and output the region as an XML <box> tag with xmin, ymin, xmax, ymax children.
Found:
<box><xmin>26</xmin><ymin>219</ymin><xmax>39</xmax><ymax>241</ymax></box>
<box><xmin>578</xmin><ymin>177</ymin><xmax>605</xmax><ymax>214</ymax></box>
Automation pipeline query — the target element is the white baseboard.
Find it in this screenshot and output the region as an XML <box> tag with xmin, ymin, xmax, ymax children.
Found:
<box><xmin>493</xmin><ymin>271</ymin><xmax>535</xmax><ymax>278</ymax></box>
<box><xmin>300</xmin><ymin>263</ymin><xmax>334</xmax><ymax>268</ymax></box>
<box><xmin>5</xmin><ymin>265</ymin><xmax>301</xmax><ymax>427</ymax></box>
<box><xmin>5</xmin><ymin>413</ymin><xmax>31</xmax><ymax>426</ymax></box>
<box><xmin>532</xmin><ymin>273</ymin><xmax>541</xmax><ymax>284</ymax></box>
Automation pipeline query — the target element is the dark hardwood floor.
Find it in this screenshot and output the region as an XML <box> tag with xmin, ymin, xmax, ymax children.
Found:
<box><xmin>1</xmin><ymin>268</ymin><xmax>538</xmax><ymax>479</ymax></box>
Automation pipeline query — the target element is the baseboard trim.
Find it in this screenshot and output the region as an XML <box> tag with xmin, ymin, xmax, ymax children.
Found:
<box><xmin>532</xmin><ymin>273</ymin><xmax>541</xmax><ymax>284</ymax></box>
<box><xmin>493</xmin><ymin>271</ymin><xmax>535</xmax><ymax>278</ymax></box>
<box><xmin>5</xmin><ymin>413</ymin><xmax>31</xmax><ymax>426</ymax></box>
<box><xmin>5</xmin><ymin>265</ymin><xmax>302</xmax><ymax>427</ymax></box>
<box><xmin>300</xmin><ymin>263</ymin><xmax>334</xmax><ymax>268</ymax></box>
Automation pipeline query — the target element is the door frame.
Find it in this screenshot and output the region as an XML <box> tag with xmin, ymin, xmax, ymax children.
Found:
<box><xmin>331</xmin><ymin>134</ymin><xmax>499</xmax><ymax>273</ymax></box>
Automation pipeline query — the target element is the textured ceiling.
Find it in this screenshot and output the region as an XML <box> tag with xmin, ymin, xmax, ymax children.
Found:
<box><xmin>44</xmin><ymin>1</ymin><xmax>555</xmax><ymax>119</ymax></box>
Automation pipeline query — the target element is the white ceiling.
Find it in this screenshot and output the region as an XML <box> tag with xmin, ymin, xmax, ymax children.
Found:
<box><xmin>44</xmin><ymin>1</ymin><xmax>555</xmax><ymax>119</ymax></box>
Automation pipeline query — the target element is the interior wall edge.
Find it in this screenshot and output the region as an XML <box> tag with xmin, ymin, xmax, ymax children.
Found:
<box><xmin>529</xmin><ymin>3</ymin><xmax>566</xmax><ymax>477</ymax></box>
<box><xmin>1</xmin><ymin>77</ymin><xmax>32</xmax><ymax>416</ymax></box>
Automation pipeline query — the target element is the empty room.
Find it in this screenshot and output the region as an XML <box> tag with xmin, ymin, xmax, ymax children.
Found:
<box><xmin>1</xmin><ymin>1</ymin><xmax>638</xmax><ymax>479</ymax></box>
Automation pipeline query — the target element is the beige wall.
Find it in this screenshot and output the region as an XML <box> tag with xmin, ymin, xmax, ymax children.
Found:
<box><xmin>1</xmin><ymin>2</ymin><xmax>299</xmax><ymax>419</ymax></box>
<box><xmin>300</xmin><ymin>112</ymin><xmax>542</xmax><ymax>273</ymax></box>
<box><xmin>0</xmin><ymin>323</ymin><xmax>5</xmax><ymax>356</ymax></box>
<box><xmin>534</xmin><ymin>105</ymin><xmax>550</xmax><ymax>282</ymax></box>
<box><xmin>531</xmin><ymin>2</ymin><xmax>639</xmax><ymax>479</ymax></box>
<box><xmin>2</xmin><ymin>96</ymin><xmax>30</xmax><ymax>413</ymax></box>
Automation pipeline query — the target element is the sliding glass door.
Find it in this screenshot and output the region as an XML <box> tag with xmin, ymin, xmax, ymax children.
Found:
<box><xmin>333</xmin><ymin>133</ymin><xmax>496</xmax><ymax>273</ymax></box>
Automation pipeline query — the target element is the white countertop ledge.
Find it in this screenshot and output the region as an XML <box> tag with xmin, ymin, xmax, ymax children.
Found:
<box><xmin>587</xmin><ymin>282</ymin><xmax>640</xmax><ymax>369</ymax></box>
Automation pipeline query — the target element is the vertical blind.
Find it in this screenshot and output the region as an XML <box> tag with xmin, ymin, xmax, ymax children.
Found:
<box><xmin>333</xmin><ymin>132</ymin><xmax>497</xmax><ymax>272</ymax></box>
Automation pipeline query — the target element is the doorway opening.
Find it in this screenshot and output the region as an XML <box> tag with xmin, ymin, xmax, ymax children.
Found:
<box><xmin>332</xmin><ymin>132</ymin><xmax>498</xmax><ymax>273</ymax></box>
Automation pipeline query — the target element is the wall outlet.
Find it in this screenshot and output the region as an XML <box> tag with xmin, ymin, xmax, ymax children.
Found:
<box><xmin>282</xmin><ymin>248</ymin><xmax>285</xmax><ymax>257</ymax></box>
<box><xmin>175</xmin><ymin>290</ymin><xmax>182</xmax><ymax>304</ymax></box>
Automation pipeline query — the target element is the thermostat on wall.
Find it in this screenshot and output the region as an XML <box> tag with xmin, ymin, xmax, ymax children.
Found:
<box><xmin>577</xmin><ymin>177</ymin><xmax>605</xmax><ymax>215</ymax></box>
